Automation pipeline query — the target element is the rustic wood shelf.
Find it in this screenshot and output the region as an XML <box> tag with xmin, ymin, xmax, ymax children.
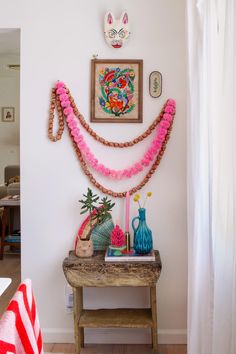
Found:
<box><xmin>79</xmin><ymin>308</ymin><xmax>153</xmax><ymax>328</ymax></box>
<box><xmin>63</xmin><ymin>250</ymin><xmax>162</xmax><ymax>354</ymax></box>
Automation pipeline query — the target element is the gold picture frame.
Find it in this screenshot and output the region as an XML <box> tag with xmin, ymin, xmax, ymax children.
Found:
<box><xmin>91</xmin><ymin>59</ymin><xmax>143</xmax><ymax>123</ymax></box>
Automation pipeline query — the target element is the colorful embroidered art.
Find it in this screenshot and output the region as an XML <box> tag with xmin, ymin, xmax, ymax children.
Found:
<box><xmin>98</xmin><ymin>67</ymin><xmax>135</xmax><ymax>117</ymax></box>
<box><xmin>91</xmin><ymin>59</ymin><xmax>143</xmax><ymax>123</ymax></box>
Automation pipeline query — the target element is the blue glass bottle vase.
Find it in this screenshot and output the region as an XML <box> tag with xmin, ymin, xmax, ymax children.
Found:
<box><xmin>132</xmin><ymin>208</ymin><xmax>153</xmax><ymax>254</ymax></box>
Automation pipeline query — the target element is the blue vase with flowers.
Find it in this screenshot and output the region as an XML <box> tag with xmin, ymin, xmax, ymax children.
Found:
<box><xmin>132</xmin><ymin>193</ymin><xmax>153</xmax><ymax>254</ymax></box>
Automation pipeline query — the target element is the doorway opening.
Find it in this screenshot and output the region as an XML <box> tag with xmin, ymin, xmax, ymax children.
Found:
<box><xmin>0</xmin><ymin>28</ymin><xmax>20</xmax><ymax>314</ymax></box>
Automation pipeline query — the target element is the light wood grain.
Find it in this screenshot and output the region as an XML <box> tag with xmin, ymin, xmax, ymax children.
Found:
<box><xmin>0</xmin><ymin>254</ymin><xmax>21</xmax><ymax>316</ymax></box>
<box><xmin>79</xmin><ymin>309</ymin><xmax>153</xmax><ymax>328</ymax></box>
<box><xmin>44</xmin><ymin>343</ymin><xmax>187</xmax><ymax>354</ymax></box>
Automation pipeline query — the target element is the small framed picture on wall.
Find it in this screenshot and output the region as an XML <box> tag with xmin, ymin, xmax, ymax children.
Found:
<box><xmin>2</xmin><ymin>107</ymin><xmax>15</xmax><ymax>122</ymax></box>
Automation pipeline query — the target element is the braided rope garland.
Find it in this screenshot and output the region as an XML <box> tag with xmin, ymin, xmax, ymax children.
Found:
<box><xmin>48</xmin><ymin>84</ymin><xmax>175</xmax><ymax>198</ymax></box>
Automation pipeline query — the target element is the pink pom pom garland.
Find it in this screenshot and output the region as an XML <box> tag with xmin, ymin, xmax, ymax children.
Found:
<box><xmin>54</xmin><ymin>82</ymin><xmax>176</xmax><ymax>180</ymax></box>
<box><xmin>48</xmin><ymin>81</ymin><xmax>176</xmax><ymax>197</ymax></box>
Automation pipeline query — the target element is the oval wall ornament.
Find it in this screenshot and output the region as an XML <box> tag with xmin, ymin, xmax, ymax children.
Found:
<box><xmin>149</xmin><ymin>71</ymin><xmax>162</xmax><ymax>98</ymax></box>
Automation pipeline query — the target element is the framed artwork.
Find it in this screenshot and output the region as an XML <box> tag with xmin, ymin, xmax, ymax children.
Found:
<box><xmin>1</xmin><ymin>107</ymin><xmax>15</xmax><ymax>122</ymax></box>
<box><xmin>149</xmin><ymin>71</ymin><xmax>162</xmax><ymax>98</ymax></box>
<box><xmin>91</xmin><ymin>59</ymin><xmax>143</xmax><ymax>123</ymax></box>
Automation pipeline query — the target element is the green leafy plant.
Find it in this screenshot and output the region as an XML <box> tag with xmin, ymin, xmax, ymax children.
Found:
<box><xmin>79</xmin><ymin>188</ymin><xmax>115</xmax><ymax>226</ymax></box>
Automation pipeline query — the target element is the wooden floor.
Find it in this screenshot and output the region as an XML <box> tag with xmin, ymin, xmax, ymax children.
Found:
<box><xmin>44</xmin><ymin>343</ymin><xmax>187</xmax><ymax>354</ymax></box>
<box><xmin>0</xmin><ymin>255</ymin><xmax>187</xmax><ymax>354</ymax></box>
<box><xmin>0</xmin><ymin>253</ymin><xmax>21</xmax><ymax>316</ymax></box>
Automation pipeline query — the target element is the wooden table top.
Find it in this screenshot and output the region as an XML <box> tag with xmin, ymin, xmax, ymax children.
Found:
<box><xmin>63</xmin><ymin>250</ymin><xmax>162</xmax><ymax>288</ymax></box>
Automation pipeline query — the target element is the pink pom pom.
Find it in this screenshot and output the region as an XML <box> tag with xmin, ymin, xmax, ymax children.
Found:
<box><xmin>152</xmin><ymin>146</ymin><xmax>159</xmax><ymax>154</ymax></box>
<box><xmin>126</xmin><ymin>169</ymin><xmax>132</xmax><ymax>178</ymax></box>
<box><xmin>76</xmin><ymin>135</ymin><xmax>83</xmax><ymax>142</ymax></box>
<box><xmin>56</xmin><ymin>87</ymin><xmax>66</xmax><ymax>95</ymax></box>
<box><xmin>85</xmin><ymin>149</ymin><xmax>91</xmax><ymax>156</ymax></box>
<box><xmin>157</xmin><ymin>136</ymin><xmax>165</xmax><ymax>142</ymax></box>
<box><xmin>59</xmin><ymin>93</ymin><xmax>68</xmax><ymax>101</ymax></box>
<box><xmin>164</xmin><ymin>105</ymin><xmax>175</xmax><ymax>114</ymax></box>
<box><xmin>97</xmin><ymin>164</ymin><xmax>105</xmax><ymax>173</ymax></box>
<box><xmin>61</xmin><ymin>100</ymin><xmax>70</xmax><ymax>108</ymax></box>
<box><xmin>81</xmin><ymin>145</ymin><xmax>89</xmax><ymax>154</ymax></box>
<box><xmin>91</xmin><ymin>160</ymin><xmax>98</xmax><ymax>168</ymax></box>
<box><xmin>78</xmin><ymin>142</ymin><xmax>86</xmax><ymax>149</ymax></box>
<box><xmin>129</xmin><ymin>167</ymin><xmax>136</xmax><ymax>176</ymax></box>
<box><xmin>64</xmin><ymin>107</ymin><xmax>73</xmax><ymax>116</ymax></box>
<box><xmin>152</xmin><ymin>141</ymin><xmax>161</xmax><ymax>150</ymax></box>
<box><xmin>74</xmin><ymin>136</ymin><xmax>81</xmax><ymax>143</ymax></box>
<box><xmin>71</xmin><ymin>128</ymin><xmax>78</xmax><ymax>137</ymax></box>
<box><xmin>68</xmin><ymin>121</ymin><xmax>76</xmax><ymax>129</ymax></box>
<box><xmin>135</xmin><ymin>163</ymin><xmax>143</xmax><ymax>172</ymax></box>
<box><xmin>104</xmin><ymin>168</ymin><xmax>111</xmax><ymax>176</ymax></box>
<box><xmin>167</xmin><ymin>99</ymin><xmax>176</xmax><ymax>107</ymax></box>
<box><xmin>66</xmin><ymin>114</ymin><xmax>74</xmax><ymax>123</ymax></box>
<box><xmin>141</xmin><ymin>158</ymin><xmax>150</xmax><ymax>166</ymax></box>
<box><xmin>116</xmin><ymin>171</ymin><xmax>123</xmax><ymax>179</ymax></box>
<box><xmin>160</xmin><ymin>120</ymin><xmax>170</xmax><ymax>129</ymax></box>
<box><xmin>110</xmin><ymin>170</ymin><xmax>117</xmax><ymax>178</ymax></box>
<box><xmin>158</xmin><ymin>127</ymin><xmax>168</xmax><ymax>135</ymax></box>
<box><xmin>88</xmin><ymin>152</ymin><xmax>94</xmax><ymax>160</ymax></box>
<box><xmin>87</xmin><ymin>154</ymin><xmax>93</xmax><ymax>162</ymax></box>
<box><xmin>96</xmin><ymin>164</ymin><xmax>102</xmax><ymax>172</ymax></box>
<box><xmin>55</xmin><ymin>81</ymin><xmax>65</xmax><ymax>89</ymax></box>
<box><xmin>163</xmin><ymin>113</ymin><xmax>173</xmax><ymax>122</ymax></box>
<box><xmin>122</xmin><ymin>169</ymin><xmax>129</xmax><ymax>177</ymax></box>
<box><xmin>148</xmin><ymin>147</ymin><xmax>155</xmax><ymax>155</ymax></box>
<box><xmin>144</xmin><ymin>152</ymin><xmax>151</xmax><ymax>160</ymax></box>
<box><xmin>103</xmin><ymin>167</ymin><xmax>110</xmax><ymax>176</ymax></box>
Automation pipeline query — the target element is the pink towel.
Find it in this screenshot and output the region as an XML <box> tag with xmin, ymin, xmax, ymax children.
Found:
<box><xmin>0</xmin><ymin>279</ymin><xmax>43</xmax><ymax>354</ymax></box>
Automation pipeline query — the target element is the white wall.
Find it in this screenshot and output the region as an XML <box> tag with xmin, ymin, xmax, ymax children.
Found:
<box><xmin>0</xmin><ymin>0</ymin><xmax>187</xmax><ymax>344</ymax></box>
<box><xmin>0</xmin><ymin>54</ymin><xmax>20</xmax><ymax>184</ymax></box>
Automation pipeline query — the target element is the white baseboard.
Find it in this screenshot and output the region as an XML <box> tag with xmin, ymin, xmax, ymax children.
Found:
<box><xmin>42</xmin><ymin>328</ymin><xmax>187</xmax><ymax>345</ymax></box>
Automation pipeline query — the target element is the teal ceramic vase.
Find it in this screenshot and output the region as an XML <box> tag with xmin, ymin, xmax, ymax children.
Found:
<box><xmin>132</xmin><ymin>208</ymin><xmax>153</xmax><ymax>254</ymax></box>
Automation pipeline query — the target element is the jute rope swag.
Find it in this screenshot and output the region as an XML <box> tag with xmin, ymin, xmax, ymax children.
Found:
<box><xmin>48</xmin><ymin>81</ymin><xmax>176</xmax><ymax>198</ymax></box>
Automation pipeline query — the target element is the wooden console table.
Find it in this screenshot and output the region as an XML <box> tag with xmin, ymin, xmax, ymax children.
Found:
<box><xmin>63</xmin><ymin>250</ymin><xmax>162</xmax><ymax>354</ymax></box>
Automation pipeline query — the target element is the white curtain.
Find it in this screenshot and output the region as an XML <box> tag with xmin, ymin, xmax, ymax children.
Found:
<box><xmin>187</xmin><ymin>1</ymin><xmax>236</xmax><ymax>354</ymax></box>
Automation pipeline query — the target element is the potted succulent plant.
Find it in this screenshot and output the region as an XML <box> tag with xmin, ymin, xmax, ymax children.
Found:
<box><xmin>75</xmin><ymin>188</ymin><xmax>115</xmax><ymax>257</ymax></box>
<box><xmin>79</xmin><ymin>188</ymin><xmax>115</xmax><ymax>228</ymax></box>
